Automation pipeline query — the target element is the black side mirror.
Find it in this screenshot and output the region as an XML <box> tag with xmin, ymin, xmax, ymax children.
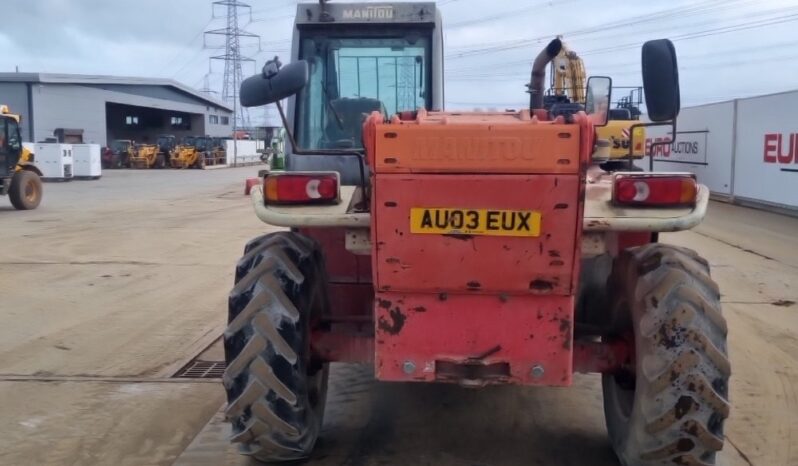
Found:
<box><xmin>642</xmin><ymin>39</ymin><xmax>680</xmax><ymax>122</ymax></box>
<box><xmin>240</xmin><ymin>59</ymin><xmax>309</xmax><ymax>107</ymax></box>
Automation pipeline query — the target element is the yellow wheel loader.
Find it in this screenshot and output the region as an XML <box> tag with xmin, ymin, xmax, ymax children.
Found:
<box><xmin>0</xmin><ymin>105</ymin><xmax>43</xmax><ymax>210</ymax></box>
<box><xmin>129</xmin><ymin>144</ymin><xmax>163</xmax><ymax>169</ymax></box>
<box><xmin>169</xmin><ymin>136</ymin><xmax>204</xmax><ymax>169</ymax></box>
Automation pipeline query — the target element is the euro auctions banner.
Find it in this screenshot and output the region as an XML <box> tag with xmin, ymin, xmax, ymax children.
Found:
<box><xmin>734</xmin><ymin>91</ymin><xmax>798</xmax><ymax>209</ymax></box>
<box><xmin>645</xmin><ymin>101</ymin><xmax>735</xmax><ymax>196</ymax></box>
<box><xmin>647</xmin><ymin>130</ymin><xmax>708</xmax><ymax>164</ymax></box>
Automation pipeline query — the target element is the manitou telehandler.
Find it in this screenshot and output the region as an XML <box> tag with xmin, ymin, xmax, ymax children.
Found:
<box><xmin>0</xmin><ymin>105</ymin><xmax>43</xmax><ymax>210</ymax></box>
<box><xmin>225</xmin><ymin>3</ymin><xmax>730</xmax><ymax>466</ymax></box>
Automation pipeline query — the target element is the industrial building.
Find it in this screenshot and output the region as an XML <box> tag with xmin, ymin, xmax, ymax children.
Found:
<box><xmin>0</xmin><ymin>73</ymin><xmax>233</xmax><ymax>146</ymax></box>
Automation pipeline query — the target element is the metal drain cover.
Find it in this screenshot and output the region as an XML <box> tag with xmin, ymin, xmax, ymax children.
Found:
<box><xmin>174</xmin><ymin>360</ymin><xmax>225</xmax><ymax>379</ymax></box>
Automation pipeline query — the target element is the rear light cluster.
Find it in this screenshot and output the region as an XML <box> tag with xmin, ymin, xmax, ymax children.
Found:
<box><xmin>613</xmin><ymin>173</ymin><xmax>698</xmax><ymax>207</ymax></box>
<box><xmin>263</xmin><ymin>172</ymin><xmax>340</xmax><ymax>205</ymax></box>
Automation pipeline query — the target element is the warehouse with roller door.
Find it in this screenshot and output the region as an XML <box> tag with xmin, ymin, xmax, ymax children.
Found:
<box><xmin>0</xmin><ymin>72</ymin><xmax>233</xmax><ymax>147</ymax></box>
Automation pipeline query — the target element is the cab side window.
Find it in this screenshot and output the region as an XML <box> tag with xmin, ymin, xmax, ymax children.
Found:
<box><xmin>0</xmin><ymin>119</ymin><xmax>7</xmax><ymax>152</ymax></box>
<box><xmin>7</xmin><ymin>120</ymin><xmax>20</xmax><ymax>152</ymax></box>
<box><xmin>1</xmin><ymin>119</ymin><xmax>21</xmax><ymax>153</ymax></box>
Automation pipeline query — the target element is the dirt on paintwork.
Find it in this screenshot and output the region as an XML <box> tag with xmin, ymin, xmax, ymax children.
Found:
<box><xmin>377</xmin><ymin>308</ymin><xmax>406</xmax><ymax>335</ymax></box>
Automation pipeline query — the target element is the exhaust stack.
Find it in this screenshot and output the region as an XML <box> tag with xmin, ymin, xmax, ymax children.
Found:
<box><xmin>529</xmin><ymin>38</ymin><xmax>563</xmax><ymax>110</ymax></box>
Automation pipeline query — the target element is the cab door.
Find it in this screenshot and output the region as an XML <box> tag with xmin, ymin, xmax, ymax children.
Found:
<box><xmin>0</xmin><ymin>117</ymin><xmax>22</xmax><ymax>179</ymax></box>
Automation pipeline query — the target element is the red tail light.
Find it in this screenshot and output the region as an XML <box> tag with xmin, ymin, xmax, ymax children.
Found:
<box><xmin>613</xmin><ymin>173</ymin><xmax>698</xmax><ymax>207</ymax></box>
<box><xmin>263</xmin><ymin>173</ymin><xmax>340</xmax><ymax>205</ymax></box>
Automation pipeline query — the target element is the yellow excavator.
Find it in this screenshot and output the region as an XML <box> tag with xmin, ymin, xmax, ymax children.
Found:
<box><xmin>544</xmin><ymin>37</ymin><xmax>645</xmax><ymax>170</ymax></box>
<box><xmin>0</xmin><ymin>105</ymin><xmax>43</xmax><ymax>210</ymax></box>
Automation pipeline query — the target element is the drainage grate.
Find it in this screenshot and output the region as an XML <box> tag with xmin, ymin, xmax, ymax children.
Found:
<box><xmin>174</xmin><ymin>360</ymin><xmax>226</xmax><ymax>379</ymax></box>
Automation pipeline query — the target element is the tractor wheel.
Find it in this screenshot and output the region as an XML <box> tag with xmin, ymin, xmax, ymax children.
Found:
<box><xmin>9</xmin><ymin>170</ymin><xmax>43</xmax><ymax>210</ymax></box>
<box><xmin>224</xmin><ymin>231</ymin><xmax>330</xmax><ymax>463</ymax></box>
<box><xmin>602</xmin><ymin>244</ymin><xmax>730</xmax><ymax>466</ymax></box>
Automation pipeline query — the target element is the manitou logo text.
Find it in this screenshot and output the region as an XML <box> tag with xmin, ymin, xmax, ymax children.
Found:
<box><xmin>342</xmin><ymin>6</ymin><xmax>394</xmax><ymax>20</ymax></box>
<box><xmin>763</xmin><ymin>133</ymin><xmax>798</xmax><ymax>164</ymax></box>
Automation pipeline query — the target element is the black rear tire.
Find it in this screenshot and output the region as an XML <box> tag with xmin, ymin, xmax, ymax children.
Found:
<box><xmin>224</xmin><ymin>232</ymin><xmax>329</xmax><ymax>463</ymax></box>
<box><xmin>9</xmin><ymin>170</ymin><xmax>43</xmax><ymax>210</ymax></box>
<box><xmin>603</xmin><ymin>244</ymin><xmax>730</xmax><ymax>466</ymax></box>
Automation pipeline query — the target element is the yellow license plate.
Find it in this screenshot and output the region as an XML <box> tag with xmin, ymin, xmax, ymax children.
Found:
<box><xmin>410</xmin><ymin>208</ymin><xmax>541</xmax><ymax>237</ymax></box>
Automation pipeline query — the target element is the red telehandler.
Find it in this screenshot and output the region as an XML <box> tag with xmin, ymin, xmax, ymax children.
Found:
<box><xmin>224</xmin><ymin>3</ymin><xmax>730</xmax><ymax>465</ymax></box>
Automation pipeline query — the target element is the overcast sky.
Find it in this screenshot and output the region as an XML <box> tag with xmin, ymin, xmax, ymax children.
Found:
<box><xmin>3</xmin><ymin>0</ymin><xmax>797</xmax><ymax>125</ymax></box>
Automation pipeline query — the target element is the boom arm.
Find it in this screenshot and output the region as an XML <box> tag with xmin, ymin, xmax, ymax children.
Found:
<box><xmin>551</xmin><ymin>39</ymin><xmax>586</xmax><ymax>104</ymax></box>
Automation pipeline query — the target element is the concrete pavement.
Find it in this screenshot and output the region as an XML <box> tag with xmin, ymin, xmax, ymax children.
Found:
<box><xmin>1</xmin><ymin>169</ymin><xmax>796</xmax><ymax>465</ymax></box>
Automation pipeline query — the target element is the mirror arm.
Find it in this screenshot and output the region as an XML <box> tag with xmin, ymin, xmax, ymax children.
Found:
<box><xmin>626</xmin><ymin>119</ymin><xmax>677</xmax><ymax>171</ymax></box>
<box><xmin>273</xmin><ymin>100</ymin><xmax>370</xmax><ymax>208</ymax></box>
<box><xmin>648</xmin><ymin>119</ymin><xmax>677</xmax><ymax>172</ymax></box>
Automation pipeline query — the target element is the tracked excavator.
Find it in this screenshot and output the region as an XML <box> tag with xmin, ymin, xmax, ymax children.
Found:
<box><xmin>542</xmin><ymin>37</ymin><xmax>647</xmax><ymax>170</ymax></box>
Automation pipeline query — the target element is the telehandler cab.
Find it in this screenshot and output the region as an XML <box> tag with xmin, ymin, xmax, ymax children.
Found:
<box><xmin>225</xmin><ymin>3</ymin><xmax>729</xmax><ymax>466</ymax></box>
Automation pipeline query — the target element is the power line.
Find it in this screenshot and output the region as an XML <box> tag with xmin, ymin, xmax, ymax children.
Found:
<box><xmin>446</xmin><ymin>0</ymin><xmax>580</xmax><ymax>29</ymax></box>
<box><xmin>162</xmin><ymin>18</ymin><xmax>214</xmax><ymax>74</ymax></box>
<box><xmin>450</xmin><ymin>33</ymin><xmax>798</xmax><ymax>81</ymax></box>
<box><xmin>198</xmin><ymin>73</ymin><xmax>219</xmax><ymax>96</ymax></box>
<box><xmin>447</xmin><ymin>0</ymin><xmax>790</xmax><ymax>73</ymax></box>
<box><xmin>446</xmin><ymin>0</ymin><xmax>745</xmax><ymax>60</ymax></box>
<box><xmin>170</xmin><ymin>48</ymin><xmax>210</xmax><ymax>80</ymax></box>
<box><xmin>579</xmin><ymin>13</ymin><xmax>798</xmax><ymax>57</ymax></box>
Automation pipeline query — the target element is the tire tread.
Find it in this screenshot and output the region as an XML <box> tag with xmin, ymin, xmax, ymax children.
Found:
<box><xmin>604</xmin><ymin>244</ymin><xmax>730</xmax><ymax>466</ymax></box>
<box><xmin>224</xmin><ymin>231</ymin><xmax>328</xmax><ymax>463</ymax></box>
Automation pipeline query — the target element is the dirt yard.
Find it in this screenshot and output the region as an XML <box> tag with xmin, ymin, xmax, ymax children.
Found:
<box><xmin>0</xmin><ymin>169</ymin><xmax>795</xmax><ymax>466</ymax></box>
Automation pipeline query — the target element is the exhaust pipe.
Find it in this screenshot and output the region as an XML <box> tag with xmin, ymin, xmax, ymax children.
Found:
<box><xmin>529</xmin><ymin>38</ymin><xmax>563</xmax><ymax>110</ymax></box>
